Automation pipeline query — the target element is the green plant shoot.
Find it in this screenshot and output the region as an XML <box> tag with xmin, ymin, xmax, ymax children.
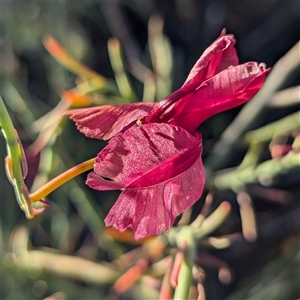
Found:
<box><xmin>0</xmin><ymin>96</ymin><xmax>40</xmax><ymax>218</ymax></box>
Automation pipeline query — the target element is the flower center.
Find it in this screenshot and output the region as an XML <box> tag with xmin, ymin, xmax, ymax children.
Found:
<box><xmin>136</xmin><ymin>118</ymin><xmax>143</xmax><ymax>126</ymax></box>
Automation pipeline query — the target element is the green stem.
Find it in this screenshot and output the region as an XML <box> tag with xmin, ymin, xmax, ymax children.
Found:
<box><xmin>108</xmin><ymin>38</ymin><xmax>137</xmax><ymax>103</ymax></box>
<box><xmin>214</xmin><ymin>151</ymin><xmax>300</xmax><ymax>190</ymax></box>
<box><xmin>173</xmin><ymin>226</ymin><xmax>196</xmax><ymax>299</ymax></box>
<box><xmin>245</xmin><ymin>111</ymin><xmax>300</xmax><ymax>143</ymax></box>
<box><xmin>194</xmin><ymin>201</ymin><xmax>232</xmax><ymax>239</ymax></box>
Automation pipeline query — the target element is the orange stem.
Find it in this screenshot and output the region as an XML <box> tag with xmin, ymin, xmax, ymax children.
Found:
<box><xmin>30</xmin><ymin>158</ymin><xmax>95</xmax><ymax>203</ymax></box>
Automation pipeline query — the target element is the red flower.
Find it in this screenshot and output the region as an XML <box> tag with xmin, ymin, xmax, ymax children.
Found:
<box><xmin>65</xmin><ymin>31</ymin><xmax>270</xmax><ymax>239</ymax></box>
<box><xmin>87</xmin><ymin>123</ymin><xmax>204</xmax><ymax>238</ymax></box>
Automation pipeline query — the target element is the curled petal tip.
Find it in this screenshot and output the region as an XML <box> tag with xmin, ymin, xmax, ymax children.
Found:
<box><xmin>220</xmin><ymin>28</ymin><xmax>227</xmax><ymax>36</ymax></box>
<box><xmin>32</xmin><ymin>207</ymin><xmax>46</xmax><ymax>216</ymax></box>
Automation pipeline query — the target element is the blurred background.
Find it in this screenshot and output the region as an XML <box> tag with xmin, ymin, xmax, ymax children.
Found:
<box><xmin>1</xmin><ymin>1</ymin><xmax>299</xmax><ymax>299</ymax></box>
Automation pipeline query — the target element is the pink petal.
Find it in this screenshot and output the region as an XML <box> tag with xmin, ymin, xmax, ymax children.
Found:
<box><xmin>184</xmin><ymin>30</ymin><xmax>238</xmax><ymax>85</ymax></box>
<box><xmin>144</xmin><ymin>31</ymin><xmax>239</xmax><ymax>125</ymax></box>
<box><xmin>87</xmin><ymin>123</ymin><xmax>202</xmax><ymax>189</ymax></box>
<box><xmin>86</xmin><ymin>123</ymin><xmax>204</xmax><ymax>239</ymax></box>
<box><xmin>104</xmin><ymin>156</ymin><xmax>204</xmax><ymax>239</ymax></box>
<box><xmin>158</xmin><ymin>62</ymin><xmax>270</xmax><ymax>132</ymax></box>
<box><xmin>64</xmin><ymin>102</ymin><xmax>155</xmax><ymax>140</ymax></box>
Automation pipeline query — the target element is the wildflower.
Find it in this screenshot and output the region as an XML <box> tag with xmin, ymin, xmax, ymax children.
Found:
<box><xmin>66</xmin><ymin>31</ymin><xmax>269</xmax><ymax>239</ymax></box>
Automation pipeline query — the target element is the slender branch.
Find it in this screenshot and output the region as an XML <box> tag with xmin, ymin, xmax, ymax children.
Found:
<box><xmin>268</xmin><ymin>85</ymin><xmax>300</xmax><ymax>107</ymax></box>
<box><xmin>214</xmin><ymin>151</ymin><xmax>300</xmax><ymax>190</ymax></box>
<box><xmin>194</xmin><ymin>201</ymin><xmax>232</xmax><ymax>239</ymax></box>
<box><xmin>43</xmin><ymin>36</ymin><xmax>106</xmax><ymax>83</ymax></box>
<box><xmin>245</xmin><ymin>111</ymin><xmax>300</xmax><ymax>143</ymax></box>
<box><xmin>100</xmin><ymin>1</ymin><xmax>150</xmax><ymax>82</ymax></box>
<box><xmin>107</xmin><ymin>38</ymin><xmax>137</xmax><ymax>103</ymax></box>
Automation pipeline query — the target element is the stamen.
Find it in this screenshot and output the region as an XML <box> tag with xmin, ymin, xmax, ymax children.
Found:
<box><xmin>30</xmin><ymin>157</ymin><xmax>95</xmax><ymax>203</ymax></box>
